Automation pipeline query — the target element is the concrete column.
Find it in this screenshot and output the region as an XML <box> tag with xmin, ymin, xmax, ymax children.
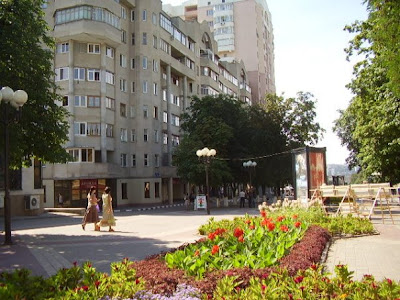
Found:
<box><xmin>168</xmin><ymin>177</ymin><xmax>173</xmax><ymax>205</ymax></box>
<box><xmin>183</xmin><ymin>75</ymin><xmax>188</xmax><ymax>112</ymax></box>
<box><xmin>68</xmin><ymin>39</ymin><xmax>75</xmax><ymax>146</ymax></box>
<box><xmin>100</xmin><ymin>44</ymin><xmax>107</xmax><ymax>163</ymax></box>
<box><xmin>166</xmin><ymin>64</ymin><xmax>172</xmax><ymax>166</ymax></box>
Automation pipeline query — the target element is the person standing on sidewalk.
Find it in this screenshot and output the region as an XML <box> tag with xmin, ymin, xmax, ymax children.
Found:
<box><xmin>82</xmin><ymin>186</ymin><xmax>100</xmax><ymax>231</ymax></box>
<box><xmin>239</xmin><ymin>190</ymin><xmax>246</xmax><ymax>208</ymax></box>
<box><xmin>96</xmin><ymin>186</ymin><xmax>116</xmax><ymax>232</ymax></box>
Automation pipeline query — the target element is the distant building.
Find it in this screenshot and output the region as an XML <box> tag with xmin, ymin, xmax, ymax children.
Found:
<box><xmin>163</xmin><ymin>0</ymin><xmax>276</xmax><ymax>104</ymax></box>
<box><xmin>41</xmin><ymin>0</ymin><xmax>252</xmax><ymax>208</ymax></box>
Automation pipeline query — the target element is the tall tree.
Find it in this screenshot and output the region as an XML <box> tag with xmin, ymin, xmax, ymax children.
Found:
<box><xmin>334</xmin><ymin>0</ymin><xmax>400</xmax><ymax>183</ymax></box>
<box><xmin>0</xmin><ymin>0</ymin><xmax>70</xmax><ymax>168</ymax></box>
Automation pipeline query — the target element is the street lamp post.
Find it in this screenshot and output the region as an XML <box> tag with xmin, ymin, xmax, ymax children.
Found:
<box><xmin>243</xmin><ymin>160</ymin><xmax>257</xmax><ymax>188</ymax></box>
<box><xmin>1</xmin><ymin>86</ymin><xmax>28</xmax><ymax>245</ymax></box>
<box><xmin>196</xmin><ymin>147</ymin><xmax>216</xmax><ymax>215</ymax></box>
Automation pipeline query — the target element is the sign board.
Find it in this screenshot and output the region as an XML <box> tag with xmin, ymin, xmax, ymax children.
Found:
<box><xmin>194</xmin><ymin>194</ymin><xmax>207</xmax><ymax>210</ymax></box>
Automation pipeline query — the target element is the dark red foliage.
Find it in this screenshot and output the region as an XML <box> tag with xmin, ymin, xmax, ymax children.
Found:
<box><xmin>131</xmin><ymin>225</ymin><xmax>331</xmax><ymax>296</ymax></box>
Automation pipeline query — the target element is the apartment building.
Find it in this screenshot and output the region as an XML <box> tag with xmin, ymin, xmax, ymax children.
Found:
<box><xmin>41</xmin><ymin>0</ymin><xmax>251</xmax><ymax>208</ymax></box>
<box><xmin>163</xmin><ymin>0</ymin><xmax>276</xmax><ymax>104</ymax></box>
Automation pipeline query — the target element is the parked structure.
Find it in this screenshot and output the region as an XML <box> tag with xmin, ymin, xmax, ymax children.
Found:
<box><xmin>163</xmin><ymin>0</ymin><xmax>276</xmax><ymax>104</ymax></box>
<box><xmin>41</xmin><ymin>0</ymin><xmax>251</xmax><ymax>208</ymax></box>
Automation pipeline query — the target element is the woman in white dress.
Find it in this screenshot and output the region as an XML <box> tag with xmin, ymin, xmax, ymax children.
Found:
<box><xmin>96</xmin><ymin>186</ymin><xmax>116</xmax><ymax>232</ymax></box>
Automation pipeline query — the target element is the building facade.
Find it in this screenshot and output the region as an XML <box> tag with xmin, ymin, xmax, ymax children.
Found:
<box><xmin>163</xmin><ymin>0</ymin><xmax>276</xmax><ymax>104</ymax></box>
<box><xmin>41</xmin><ymin>0</ymin><xmax>251</xmax><ymax>208</ymax></box>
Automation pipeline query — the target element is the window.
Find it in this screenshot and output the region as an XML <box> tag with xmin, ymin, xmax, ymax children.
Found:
<box><xmin>41</xmin><ymin>0</ymin><xmax>48</xmax><ymax>9</ymax></box>
<box><xmin>172</xmin><ymin>135</ymin><xmax>180</xmax><ymax>146</ymax></box>
<box><xmin>88</xmin><ymin>69</ymin><xmax>100</xmax><ymax>81</ymax></box>
<box><xmin>105</xmin><ymin>71</ymin><xmax>115</xmax><ymax>85</ymax></box>
<box><xmin>119</xmin><ymin>54</ymin><xmax>127</xmax><ymax>68</ymax></box>
<box><xmin>87</xmin><ymin>43</ymin><xmax>100</xmax><ymax>54</ymax></box>
<box><xmin>143</xmin><ymin>105</ymin><xmax>148</xmax><ymax>118</ymax></box>
<box><xmin>163</xmin><ymin>89</ymin><xmax>167</xmax><ymax>101</ymax></box>
<box><xmin>131</xmin><ymin>58</ymin><xmax>135</xmax><ymax>69</ymax></box>
<box><xmin>142</xmin><ymin>32</ymin><xmax>147</xmax><ymax>45</ymax></box>
<box><xmin>34</xmin><ymin>159</ymin><xmax>42</xmax><ymax>189</ymax></box>
<box><xmin>121</xmin><ymin>182</ymin><xmax>127</xmax><ymax>199</ymax></box>
<box><xmin>163</xmin><ymin>132</ymin><xmax>168</xmax><ymax>144</ymax></box>
<box><xmin>130</xmin><ymin>129</ymin><xmax>136</xmax><ymax>142</ymax></box>
<box><xmin>121</xmin><ymin>7</ymin><xmax>126</xmax><ymax>19</ymax></box>
<box><xmin>143</xmin><ymin>129</ymin><xmax>148</xmax><ymax>142</ymax></box>
<box><xmin>131</xmin><ymin>33</ymin><xmax>135</xmax><ymax>45</ymax></box>
<box><xmin>144</xmin><ymin>155</ymin><xmax>149</xmax><ymax>167</ymax></box>
<box><xmin>62</xmin><ymin>95</ymin><xmax>69</xmax><ymax>106</ymax></box>
<box><xmin>131</xmin><ymin>154</ymin><xmax>136</xmax><ymax>167</ymax></box>
<box><xmin>154</xmin><ymin>154</ymin><xmax>160</xmax><ymax>167</ymax></box>
<box><xmin>130</xmin><ymin>106</ymin><xmax>135</xmax><ymax>118</ymax></box>
<box><xmin>120</xmin><ymin>154</ymin><xmax>127</xmax><ymax>167</ymax></box>
<box><xmin>68</xmin><ymin>148</ymin><xmax>94</xmax><ymax>163</ymax></box>
<box><xmin>153</xmin><ymin>82</ymin><xmax>157</xmax><ymax>95</ymax></box>
<box><xmin>130</xmin><ymin>9</ymin><xmax>135</xmax><ymax>21</ymax></box>
<box><xmin>142</xmin><ymin>81</ymin><xmax>148</xmax><ymax>93</ymax></box>
<box><xmin>153</xmin><ymin>35</ymin><xmax>157</xmax><ymax>48</ymax></box>
<box><xmin>55</xmin><ymin>67</ymin><xmax>69</xmax><ymax>81</ymax></box>
<box><xmin>142</xmin><ymin>56</ymin><xmax>148</xmax><ymax>69</ymax></box>
<box><xmin>106</xmin><ymin>124</ymin><xmax>113</xmax><ymax>137</ymax></box>
<box><xmin>144</xmin><ymin>182</ymin><xmax>150</xmax><ymax>198</ymax></box>
<box><xmin>171</xmin><ymin>114</ymin><xmax>180</xmax><ymax>126</ymax></box>
<box><xmin>152</xmin><ymin>12</ymin><xmax>157</xmax><ymax>25</ymax></box>
<box><xmin>131</xmin><ymin>81</ymin><xmax>135</xmax><ymax>93</ymax></box>
<box><xmin>155</xmin><ymin>182</ymin><xmax>160</xmax><ymax>198</ymax></box>
<box><xmin>121</xmin><ymin>29</ymin><xmax>126</xmax><ymax>43</ymax></box>
<box><xmin>120</xmin><ymin>78</ymin><xmax>127</xmax><ymax>92</ymax></box>
<box><xmin>142</xmin><ymin>9</ymin><xmax>147</xmax><ymax>21</ymax></box>
<box><xmin>106</xmin><ymin>97</ymin><xmax>115</xmax><ymax>110</ymax></box>
<box><xmin>163</xmin><ymin>111</ymin><xmax>168</xmax><ymax>123</ymax></box>
<box><xmin>106</xmin><ymin>46</ymin><xmax>114</xmax><ymax>58</ymax></box>
<box><xmin>87</xmin><ymin>96</ymin><xmax>100</xmax><ymax>107</ymax></box>
<box><xmin>120</xmin><ymin>128</ymin><xmax>128</xmax><ymax>142</ymax></box>
<box><xmin>152</xmin><ymin>59</ymin><xmax>158</xmax><ymax>72</ymax></box>
<box><xmin>56</xmin><ymin>42</ymin><xmax>69</xmax><ymax>53</ymax></box>
<box><xmin>120</xmin><ymin>103</ymin><xmax>127</xmax><ymax>117</ymax></box>
<box><xmin>73</xmin><ymin>68</ymin><xmax>85</xmax><ymax>80</ymax></box>
<box><xmin>153</xmin><ymin>106</ymin><xmax>158</xmax><ymax>119</ymax></box>
<box><xmin>87</xmin><ymin>123</ymin><xmax>101</xmax><ymax>136</ymax></box>
<box><xmin>74</xmin><ymin>122</ymin><xmax>86</xmax><ymax>135</ymax></box>
<box><xmin>74</xmin><ymin>95</ymin><xmax>86</xmax><ymax>107</ymax></box>
<box><xmin>154</xmin><ymin>129</ymin><xmax>159</xmax><ymax>143</ymax></box>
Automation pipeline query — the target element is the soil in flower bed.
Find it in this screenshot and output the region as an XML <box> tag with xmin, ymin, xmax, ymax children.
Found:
<box><xmin>132</xmin><ymin>225</ymin><xmax>331</xmax><ymax>297</ymax></box>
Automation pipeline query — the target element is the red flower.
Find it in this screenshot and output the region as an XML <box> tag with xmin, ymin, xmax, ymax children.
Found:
<box><xmin>238</xmin><ymin>235</ymin><xmax>244</xmax><ymax>243</ymax></box>
<box><xmin>294</xmin><ymin>221</ymin><xmax>301</xmax><ymax>228</ymax></box>
<box><xmin>249</xmin><ymin>225</ymin><xmax>255</xmax><ymax>230</ymax></box>
<box><xmin>310</xmin><ymin>264</ymin><xmax>317</xmax><ymax>270</ymax></box>
<box><xmin>292</xmin><ymin>214</ymin><xmax>298</xmax><ymax>220</ymax></box>
<box><xmin>267</xmin><ymin>222</ymin><xmax>275</xmax><ymax>231</ymax></box>
<box><xmin>387</xmin><ymin>278</ymin><xmax>393</xmax><ymax>285</ymax></box>
<box><xmin>208</xmin><ymin>232</ymin><xmax>216</xmax><ymax>240</ymax></box>
<box><xmin>277</xmin><ymin>216</ymin><xmax>285</xmax><ymax>222</ymax></box>
<box><xmin>82</xmin><ymin>285</ymin><xmax>89</xmax><ymax>291</ymax></box>
<box><xmin>136</xmin><ymin>278</ymin><xmax>140</xmax><ymax>284</ymax></box>
<box><xmin>194</xmin><ymin>249</ymin><xmax>200</xmax><ymax>257</ymax></box>
<box><xmin>261</xmin><ymin>284</ymin><xmax>266</xmax><ymax>292</ymax></box>
<box><xmin>73</xmin><ymin>261</ymin><xmax>77</xmax><ymax>267</ymax></box>
<box><xmin>245</xmin><ymin>219</ymin><xmax>251</xmax><ymax>224</ymax></box>
<box><xmin>280</xmin><ymin>225</ymin><xmax>289</xmax><ymax>232</ymax></box>
<box><xmin>95</xmin><ymin>281</ymin><xmax>100</xmax><ymax>288</ymax></box>
<box><xmin>214</xmin><ymin>228</ymin><xmax>226</xmax><ymax>236</ymax></box>
<box><xmin>261</xmin><ymin>218</ymin><xmax>268</xmax><ymax>227</ymax></box>
<box><xmin>260</xmin><ymin>211</ymin><xmax>267</xmax><ymax>218</ymax></box>
<box><xmin>234</xmin><ymin>227</ymin><xmax>244</xmax><ymax>238</ymax></box>
<box><xmin>211</xmin><ymin>245</ymin><xmax>219</xmax><ymax>255</ymax></box>
<box><xmin>294</xmin><ymin>276</ymin><xmax>304</xmax><ymax>284</ymax></box>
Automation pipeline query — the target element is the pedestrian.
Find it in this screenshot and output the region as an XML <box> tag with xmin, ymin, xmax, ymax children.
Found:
<box><xmin>58</xmin><ymin>193</ymin><xmax>63</xmax><ymax>207</ymax></box>
<box><xmin>96</xmin><ymin>186</ymin><xmax>116</xmax><ymax>232</ymax></box>
<box><xmin>184</xmin><ymin>193</ymin><xmax>190</xmax><ymax>210</ymax></box>
<box><xmin>239</xmin><ymin>190</ymin><xmax>245</xmax><ymax>208</ymax></box>
<box><xmin>81</xmin><ymin>186</ymin><xmax>100</xmax><ymax>231</ymax></box>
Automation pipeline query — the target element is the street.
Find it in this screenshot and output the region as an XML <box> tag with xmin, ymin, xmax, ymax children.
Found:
<box><xmin>0</xmin><ymin>206</ymin><xmax>258</xmax><ymax>277</ymax></box>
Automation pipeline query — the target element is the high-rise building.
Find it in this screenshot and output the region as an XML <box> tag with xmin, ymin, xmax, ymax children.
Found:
<box><xmin>41</xmin><ymin>0</ymin><xmax>252</xmax><ymax>208</ymax></box>
<box><xmin>163</xmin><ymin>0</ymin><xmax>276</xmax><ymax>104</ymax></box>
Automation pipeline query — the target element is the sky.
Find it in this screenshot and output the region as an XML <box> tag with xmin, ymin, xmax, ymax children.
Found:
<box><xmin>162</xmin><ymin>0</ymin><xmax>369</xmax><ymax>165</ymax></box>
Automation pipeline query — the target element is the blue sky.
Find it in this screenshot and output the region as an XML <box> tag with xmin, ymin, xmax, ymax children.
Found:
<box><xmin>162</xmin><ymin>0</ymin><xmax>369</xmax><ymax>165</ymax></box>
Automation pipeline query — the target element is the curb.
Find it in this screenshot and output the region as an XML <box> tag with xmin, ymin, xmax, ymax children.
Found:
<box><xmin>114</xmin><ymin>203</ymin><xmax>184</xmax><ymax>213</ymax></box>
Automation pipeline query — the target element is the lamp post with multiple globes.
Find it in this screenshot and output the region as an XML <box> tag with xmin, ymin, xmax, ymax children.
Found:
<box><xmin>196</xmin><ymin>147</ymin><xmax>216</xmax><ymax>215</ymax></box>
<box><xmin>0</xmin><ymin>86</ymin><xmax>29</xmax><ymax>245</ymax></box>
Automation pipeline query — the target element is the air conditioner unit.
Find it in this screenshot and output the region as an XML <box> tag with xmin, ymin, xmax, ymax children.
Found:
<box><xmin>26</xmin><ymin>195</ymin><xmax>40</xmax><ymax>210</ymax></box>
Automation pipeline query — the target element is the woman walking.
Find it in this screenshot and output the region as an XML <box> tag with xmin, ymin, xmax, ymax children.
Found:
<box><xmin>82</xmin><ymin>186</ymin><xmax>100</xmax><ymax>231</ymax></box>
<box><xmin>96</xmin><ymin>186</ymin><xmax>116</xmax><ymax>232</ymax></box>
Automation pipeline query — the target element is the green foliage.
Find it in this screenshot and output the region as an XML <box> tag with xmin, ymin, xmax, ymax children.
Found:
<box><xmin>335</xmin><ymin>1</ymin><xmax>400</xmax><ymax>183</ymax></box>
<box><xmin>212</xmin><ymin>264</ymin><xmax>400</xmax><ymax>299</ymax></box>
<box><xmin>0</xmin><ymin>0</ymin><xmax>70</xmax><ymax>168</ymax></box>
<box><xmin>165</xmin><ymin>213</ymin><xmax>308</xmax><ymax>278</ymax></box>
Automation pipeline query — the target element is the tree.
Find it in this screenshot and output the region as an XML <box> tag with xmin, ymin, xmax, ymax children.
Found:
<box><xmin>334</xmin><ymin>0</ymin><xmax>400</xmax><ymax>183</ymax></box>
<box><xmin>0</xmin><ymin>0</ymin><xmax>70</xmax><ymax>168</ymax></box>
